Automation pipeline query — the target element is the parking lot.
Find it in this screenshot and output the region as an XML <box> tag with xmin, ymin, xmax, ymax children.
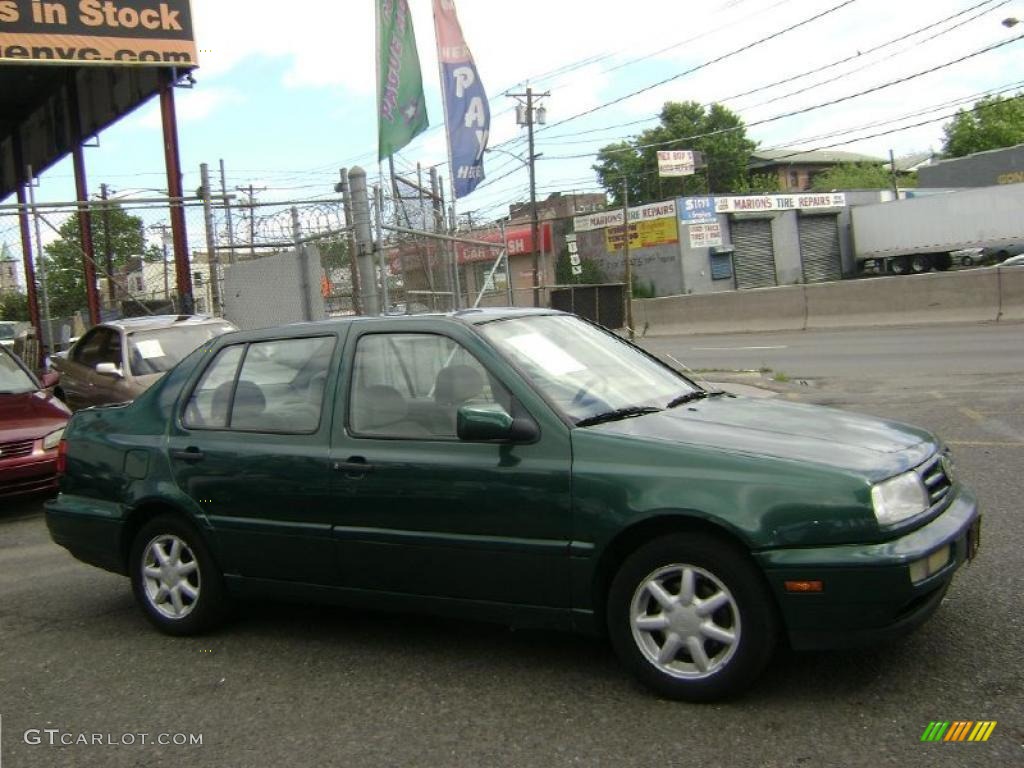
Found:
<box><xmin>1</xmin><ymin>322</ymin><xmax>1021</xmax><ymax>768</ymax></box>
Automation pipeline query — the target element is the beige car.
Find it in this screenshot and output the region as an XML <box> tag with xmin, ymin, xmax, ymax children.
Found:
<box><xmin>52</xmin><ymin>315</ymin><xmax>236</xmax><ymax>410</ymax></box>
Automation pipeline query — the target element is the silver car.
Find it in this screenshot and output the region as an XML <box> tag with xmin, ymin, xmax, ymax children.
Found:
<box><xmin>51</xmin><ymin>315</ymin><xmax>236</xmax><ymax>410</ymax></box>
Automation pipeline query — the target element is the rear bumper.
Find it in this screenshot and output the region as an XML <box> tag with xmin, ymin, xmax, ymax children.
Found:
<box><xmin>45</xmin><ymin>495</ymin><xmax>128</xmax><ymax>575</ymax></box>
<box><xmin>756</xmin><ymin>489</ymin><xmax>979</xmax><ymax>650</ymax></box>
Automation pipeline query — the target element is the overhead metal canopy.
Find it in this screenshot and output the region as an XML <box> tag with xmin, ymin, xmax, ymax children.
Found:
<box><xmin>0</xmin><ymin>63</ymin><xmax>170</xmax><ymax>201</ymax></box>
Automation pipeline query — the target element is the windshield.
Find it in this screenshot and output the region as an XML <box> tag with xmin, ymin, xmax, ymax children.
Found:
<box><xmin>128</xmin><ymin>323</ymin><xmax>235</xmax><ymax>376</ymax></box>
<box><xmin>479</xmin><ymin>315</ymin><xmax>698</xmax><ymax>424</ymax></box>
<box><xmin>0</xmin><ymin>349</ymin><xmax>36</xmax><ymax>394</ymax></box>
<box><xmin>0</xmin><ymin>325</ymin><xmax>15</xmax><ymax>340</ymax></box>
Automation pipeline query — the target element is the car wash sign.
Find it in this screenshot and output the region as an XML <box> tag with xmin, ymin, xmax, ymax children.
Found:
<box><xmin>0</xmin><ymin>0</ymin><xmax>196</xmax><ymax>65</ymax></box>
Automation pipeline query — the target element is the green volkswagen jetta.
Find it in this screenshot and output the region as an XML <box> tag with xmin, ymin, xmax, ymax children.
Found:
<box><xmin>45</xmin><ymin>309</ymin><xmax>980</xmax><ymax>701</ymax></box>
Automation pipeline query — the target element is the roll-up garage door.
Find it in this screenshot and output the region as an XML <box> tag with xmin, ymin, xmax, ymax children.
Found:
<box><xmin>731</xmin><ymin>218</ymin><xmax>777</xmax><ymax>289</ymax></box>
<box><xmin>798</xmin><ymin>214</ymin><xmax>842</xmax><ymax>283</ymax></box>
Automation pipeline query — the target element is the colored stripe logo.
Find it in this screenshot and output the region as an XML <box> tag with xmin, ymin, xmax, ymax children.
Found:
<box><xmin>921</xmin><ymin>721</ymin><xmax>997</xmax><ymax>742</ymax></box>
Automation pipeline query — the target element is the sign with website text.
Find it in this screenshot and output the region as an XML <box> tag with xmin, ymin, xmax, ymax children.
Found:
<box><xmin>715</xmin><ymin>193</ymin><xmax>846</xmax><ymax>213</ymax></box>
<box><xmin>0</xmin><ymin>0</ymin><xmax>196</xmax><ymax>65</ymax></box>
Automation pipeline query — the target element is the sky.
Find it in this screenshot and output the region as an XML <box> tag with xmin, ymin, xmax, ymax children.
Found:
<box><xmin>3</xmin><ymin>0</ymin><xmax>1023</xmax><ymax>253</ymax></box>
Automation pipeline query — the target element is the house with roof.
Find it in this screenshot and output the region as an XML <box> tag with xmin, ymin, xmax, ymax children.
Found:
<box><xmin>749</xmin><ymin>148</ymin><xmax>886</xmax><ymax>192</ymax></box>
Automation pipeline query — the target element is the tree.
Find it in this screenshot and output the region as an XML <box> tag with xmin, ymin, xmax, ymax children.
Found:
<box><xmin>594</xmin><ymin>102</ymin><xmax>757</xmax><ymax>206</ymax></box>
<box><xmin>810</xmin><ymin>162</ymin><xmax>899</xmax><ymax>191</ymax></box>
<box><xmin>0</xmin><ymin>290</ymin><xmax>29</xmax><ymax>321</ymax></box>
<box><xmin>43</xmin><ymin>204</ymin><xmax>153</xmax><ymax>317</ymax></box>
<box><xmin>555</xmin><ymin>247</ymin><xmax>605</xmax><ymax>285</ymax></box>
<box><xmin>942</xmin><ymin>93</ymin><xmax>1024</xmax><ymax>158</ymax></box>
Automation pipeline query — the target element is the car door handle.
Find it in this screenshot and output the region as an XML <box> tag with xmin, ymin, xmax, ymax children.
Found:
<box><xmin>171</xmin><ymin>448</ymin><xmax>205</xmax><ymax>463</ymax></box>
<box><xmin>333</xmin><ymin>458</ymin><xmax>374</xmax><ymax>476</ymax></box>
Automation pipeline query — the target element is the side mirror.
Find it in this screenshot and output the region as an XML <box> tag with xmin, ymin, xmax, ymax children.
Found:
<box><xmin>40</xmin><ymin>371</ymin><xmax>60</xmax><ymax>389</ymax></box>
<box><xmin>457</xmin><ymin>403</ymin><xmax>538</xmax><ymax>443</ymax></box>
<box><xmin>95</xmin><ymin>362</ymin><xmax>123</xmax><ymax>378</ymax></box>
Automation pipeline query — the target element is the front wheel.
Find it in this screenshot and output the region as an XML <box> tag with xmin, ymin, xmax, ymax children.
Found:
<box><xmin>607</xmin><ymin>533</ymin><xmax>777</xmax><ymax>701</ymax></box>
<box><xmin>130</xmin><ymin>515</ymin><xmax>227</xmax><ymax>635</ymax></box>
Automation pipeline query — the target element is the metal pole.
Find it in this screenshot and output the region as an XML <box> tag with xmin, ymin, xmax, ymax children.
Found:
<box><xmin>527</xmin><ymin>88</ymin><xmax>541</xmax><ymax>307</ymax></box>
<box><xmin>26</xmin><ymin>171</ymin><xmax>52</xmax><ymax>350</ymax></box>
<box><xmin>374</xmin><ymin>184</ymin><xmax>389</xmax><ymax>312</ymax></box>
<box><xmin>337</xmin><ymin>167</ymin><xmax>361</xmax><ymax>315</ymax></box>
<box><xmin>158</xmin><ymin>68</ymin><xmax>193</xmax><ymax>313</ymax></box>
<box><xmin>219</xmin><ymin>158</ymin><xmax>236</xmax><ymax>263</ymax></box>
<box><xmin>291</xmin><ymin>206</ymin><xmax>314</xmax><ymax>322</ymax></box>
<box><xmin>448</xmin><ymin>198</ymin><xmax>462</xmax><ymax>310</ymax></box>
<box><xmin>200</xmin><ymin>164</ymin><xmax>222</xmax><ymax>315</ymax></box>
<box><xmin>430</xmin><ymin>167</ymin><xmax>447</xmax><ymax>308</ymax></box>
<box><xmin>67</xmin><ymin>73</ymin><xmax>102</xmax><ymax>326</ymax></box>
<box><xmin>622</xmin><ymin>179</ymin><xmax>634</xmax><ymax>338</ymax></box>
<box><xmin>348</xmin><ymin>166</ymin><xmax>380</xmax><ymax>316</ymax></box>
<box><xmin>100</xmin><ymin>183</ymin><xmax>115</xmax><ymax>306</ymax></box>
<box><xmin>501</xmin><ymin>220</ymin><xmax>513</xmax><ymax>306</ymax></box>
<box><xmin>888</xmin><ymin>149</ymin><xmax>900</xmax><ymax>199</ymax></box>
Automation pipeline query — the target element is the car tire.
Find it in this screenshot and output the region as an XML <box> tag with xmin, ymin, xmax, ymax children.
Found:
<box><xmin>961</xmin><ymin>255</ymin><xmax>974</xmax><ymax>267</ymax></box>
<box><xmin>910</xmin><ymin>255</ymin><xmax>932</xmax><ymax>274</ymax></box>
<box><xmin>129</xmin><ymin>515</ymin><xmax>227</xmax><ymax>636</ymax></box>
<box><xmin>607</xmin><ymin>533</ymin><xmax>777</xmax><ymax>702</ymax></box>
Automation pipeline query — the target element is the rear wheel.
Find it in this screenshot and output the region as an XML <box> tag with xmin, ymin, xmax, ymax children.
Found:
<box><xmin>607</xmin><ymin>533</ymin><xmax>777</xmax><ymax>701</ymax></box>
<box><xmin>130</xmin><ymin>515</ymin><xmax>227</xmax><ymax>635</ymax></box>
<box><xmin>910</xmin><ymin>255</ymin><xmax>933</xmax><ymax>274</ymax></box>
<box><xmin>891</xmin><ymin>257</ymin><xmax>912</xmax><ymax>275</ymax></box>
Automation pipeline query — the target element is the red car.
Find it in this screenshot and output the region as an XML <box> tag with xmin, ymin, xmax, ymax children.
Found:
<box><xmin>0</xmin><ymin>345</ymin><xmax>69</xmax><ymax>498</ymax></box>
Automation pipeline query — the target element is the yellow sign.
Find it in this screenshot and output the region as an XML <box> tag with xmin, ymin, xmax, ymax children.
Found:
<box><xmin>605</xmin><ymin>217</ymin><xmax>678</xmax><ymax>251</ymax></box>
<box><xmin>0</xmin><ymin>0</ymin><xmax>197</xmax><ymax>66</ymax></box>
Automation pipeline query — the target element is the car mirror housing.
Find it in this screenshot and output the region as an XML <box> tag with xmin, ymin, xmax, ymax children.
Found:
<box><xmin>40</xmin><ymin>371</ymin><xmax>60</xmax><ymax>389</ymax></box>
<box><xmin>95</xmin><ymin>362</ymin><xmax>123</xmax><ymax>378</ymax></box>
<box><xmin>457</xmin><ymin>403</ymin><xmax>538</xmax><ymax>443</ymax></box>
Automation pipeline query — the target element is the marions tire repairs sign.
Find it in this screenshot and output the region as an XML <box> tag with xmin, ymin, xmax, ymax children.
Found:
<box><xmin>0</xmin><ymin>0</ymin><xmax>196</xmax><ymax>66</ymax></box>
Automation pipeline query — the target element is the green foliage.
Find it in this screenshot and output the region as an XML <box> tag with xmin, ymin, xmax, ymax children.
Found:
<box><xmin>555</xmin><ymin>247</ymin><xmax>605</xmax><ymax>285</ymax></box>
<box><xmin>631</xmin><ymin>279</ymin><xmax>656</xmax><ymax>299</ymax></box>
<box><xmin>0</xmin><ymin>290</ymin><xmax>29</xmax><ymax>321</ymax></box>
<box><xmin>43</xmin><ymin>204</ymin><xmax>149</xmax><ymax>317</ymax></box>
<box><xmin>809</xmin><ymin>162</ymin><xmax>894</xmax><ymax>191</ymax></box>
<box><xmin>594</xmin><ymin>102</ymin><xmax>757</xmax><ymax>206</ymax></box>
<box><xmin>942</xmin><ymin>93</ymin><xmax>1024</xmax><ymax>158</ymax></box>
<box><xmin>737</xmin><ymin>172</ymin><xmax>782</xmax><ymax>194</ymax></box>
<box><xmin>318</xmin><ymin>235</ymin><xmax>351</xmax><ymax>271</ymax></box>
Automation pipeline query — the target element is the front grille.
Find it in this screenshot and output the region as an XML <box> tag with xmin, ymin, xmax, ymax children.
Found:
<box><xmin>0</xmin><ymin>439</ymin><xmax>35</xmax><ymax>460</ymax></box>
<box><xmin>917</xmin><ymin>453</ymin><xmax>953</xmax><ymax>507</ymax></box>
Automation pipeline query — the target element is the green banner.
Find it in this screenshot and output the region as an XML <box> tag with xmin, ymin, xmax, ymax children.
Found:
<box><xmin>377</xmin><ymin>0</ymin><xmax>429</xmax><ymax>160</ymax></box>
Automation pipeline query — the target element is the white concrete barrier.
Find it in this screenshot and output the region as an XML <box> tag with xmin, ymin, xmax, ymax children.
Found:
<box><xmin>634</xmin><ymin>269</ymin><xmax>1023</xmax><ymax>336</ymax></box>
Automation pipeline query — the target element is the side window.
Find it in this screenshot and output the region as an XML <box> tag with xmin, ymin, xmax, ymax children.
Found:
<box><xmin>73</xmin><ymin>329</ymin><xmax>107</xmax><ymax>368</ymax></box>
<box><xmin>349</xmin><ymin>333</ymin><xmax>509</xmax><ymax>439</ymax></box>
<box><xmin>230</xmin><ymin>336</ymin><xmax>336</xmax><ymax>433</ymax></box>
<box><xmin>183</xmin><ymin>345</ymin><xmax>244</xmax><ymax>429</ymax></box>
<box><xmin>103</xmin><ymin>331</ymin><xmax>123</xmax><ymax>368</ymax></box>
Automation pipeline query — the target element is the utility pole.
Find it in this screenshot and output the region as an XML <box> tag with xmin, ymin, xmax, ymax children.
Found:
<box><xmin>508</xmin><ymin>87</ymin><xmax>549</xmax><ymax>307</ymax></box>
<box><xmin>622</xmin><ymin>179</ymin><xmax>634</xmax><ymax>338</ymax></box>
<box><xmin>26</xmin><ymin>169</ymin><xmax>52</xmax><ymax>349</ymax></box>
<box><xmin>199</xmin><ymin>164</ymin><xmax>222</xmax><ymax>315</ymax></box>
<box><xmin>99</xmin><ymin>183</ymin><xmax>114</xmax><ymax>306</ymax></box>
<box><xmin>219</xmin><ymin>159</ymin><xmax>237</xmax><ymax>264</ymax></box>
<box><xmin>235</xmin><ymin>183</ymin><xmax>266</xmax><ymax>258</ymax></box>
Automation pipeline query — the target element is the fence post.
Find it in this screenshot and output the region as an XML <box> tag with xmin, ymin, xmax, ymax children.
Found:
<box><xmin>373</xmin><ymin>184</ymin><xmax>389</xmax><ymax>312</ymax></box>
<box><xmin>291</xmin><ymin>206</ymin><xmax>314</xmax><ymax>322</ymax></box>
<box><xmin>200</xmin><ymin>163</ymin><xmax>222</xmax><ymax>316</ymax></box>
<box><xmin>348</xmin><ymin>167</ymin><xmax>379</xmax><ymax>316</ymax></box>
<box><xmin>338</xmin><ymin>168</ymin><xmax>361</xmax><ymax>315</ymax></box>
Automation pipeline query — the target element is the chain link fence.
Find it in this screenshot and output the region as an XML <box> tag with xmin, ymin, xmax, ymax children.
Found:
<box><xmin>0</xmin><ymin>176</ymin><xmax>514</xmax><ymax>342</ymax></box>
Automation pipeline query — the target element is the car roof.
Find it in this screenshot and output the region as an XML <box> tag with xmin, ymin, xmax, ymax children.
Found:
<box><xmin>94</xmin><ymin>315</ymin><xmax>233</xmax><ymax>334</ymax></box>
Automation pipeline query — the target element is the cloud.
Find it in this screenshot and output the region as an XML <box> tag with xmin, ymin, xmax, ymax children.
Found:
<box><xmin>132</xmin><ymin>88</ymin><xmax>244</xmax><ymax>130</ymax></box>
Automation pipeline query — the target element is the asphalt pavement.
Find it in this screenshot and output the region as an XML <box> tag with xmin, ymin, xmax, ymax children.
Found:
<box><xmin>1</xmin><ymin>321</ymin><xmax>1021</xmax><ymax>768</ymax></box>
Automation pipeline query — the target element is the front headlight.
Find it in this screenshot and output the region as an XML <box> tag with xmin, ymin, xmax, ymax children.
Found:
<box><xmin>871</xmin><ymin>471</ymin><xmax>929</xmax><ymax>526</ymax></box>
<box><xmin>42</xmin><ymin>427</ymin><xmax>64</xmax><ymax>451</ymax></box>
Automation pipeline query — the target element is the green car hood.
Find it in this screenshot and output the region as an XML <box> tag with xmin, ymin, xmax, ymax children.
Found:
<box><xmin>585</xmin><ymin>396</ymin><xmax>936</xmax><ymax>480</ymax></box>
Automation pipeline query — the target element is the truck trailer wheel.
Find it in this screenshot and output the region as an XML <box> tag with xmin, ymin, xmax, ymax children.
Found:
<box><xmin>892</xmin><ymin>257</ymin><xmax>912</xmax><ymax>275</ymax></box>
<box><xmin>933</xmin><ymin>254</ymin><xmax>952</xmax><ymax>271</ymax></box>
<box><xmin>910</xmin><ymin>255</ymin><xmax>933</xmax><ymax>274</ymax></box>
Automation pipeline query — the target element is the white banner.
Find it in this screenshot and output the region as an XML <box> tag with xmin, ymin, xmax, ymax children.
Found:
<box><xmin>657</xmin><ymin>150</ymin><xmax>695</xmax><ymax>177</ymax></box>
<box><xmin>715</xmin><ymin>193</ymin><xmax>846</xmax><ymax>213</ymax></box>
<box><xmin>573</xmin><ymin>200</ymin><xmax>676</xmax><ymax>232</ymax></box>
<box><xmin>688</xmin><ymin>223</ymin><xmax>722</xmax><ymax>249</ymax></box>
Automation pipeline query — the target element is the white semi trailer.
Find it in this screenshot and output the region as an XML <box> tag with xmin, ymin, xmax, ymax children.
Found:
<box><xmin>852</xmin><ymin>184</ymin><xmax>1024</xmax><ymax>275</ymax></box>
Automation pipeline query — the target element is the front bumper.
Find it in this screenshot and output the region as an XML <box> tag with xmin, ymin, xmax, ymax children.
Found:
<box><xmin>756</xmin><ymin>488</ymin><xmax>980</xmax><ymax>650</ymax></box>
<box><xmin>0</xmin><ymin>454</ymin><xmax>59</xmax><ymax>498</ymax></box>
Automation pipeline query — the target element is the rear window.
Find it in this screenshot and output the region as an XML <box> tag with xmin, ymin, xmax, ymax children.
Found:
<box><xmin>129</xmin><ymin>323</ymin><xmax>235</xmax><ymax>376</ymax></box>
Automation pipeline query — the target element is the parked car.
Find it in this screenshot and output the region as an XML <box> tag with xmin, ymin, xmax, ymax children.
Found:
<box><xmin>45</xmin><ymin>310</ymin><xmax>980</xmax><ymax>701</ymax></box>
<box><xmin>982</xmin><ymin>243</ymin><xmax>1024</xmax><ymax>262</ymax></box>
<box><xmin>1</xmin><ymin>344</ymin><xmax>69</xmax><ymax>498</ymax></box>
<box><xmin>998</xmin><ymin>254</ymin><xmax>1024</xmax><ymax>267</ymax></box>
<box><xmin>50</xmin><ymin>315</ymin><xmax>236</xmax><ymax>410</ymax></box>
<box><xmin>0</xmin><ymin>320</ymin><xmax>26</xmax><ymax>351</ymax></box>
